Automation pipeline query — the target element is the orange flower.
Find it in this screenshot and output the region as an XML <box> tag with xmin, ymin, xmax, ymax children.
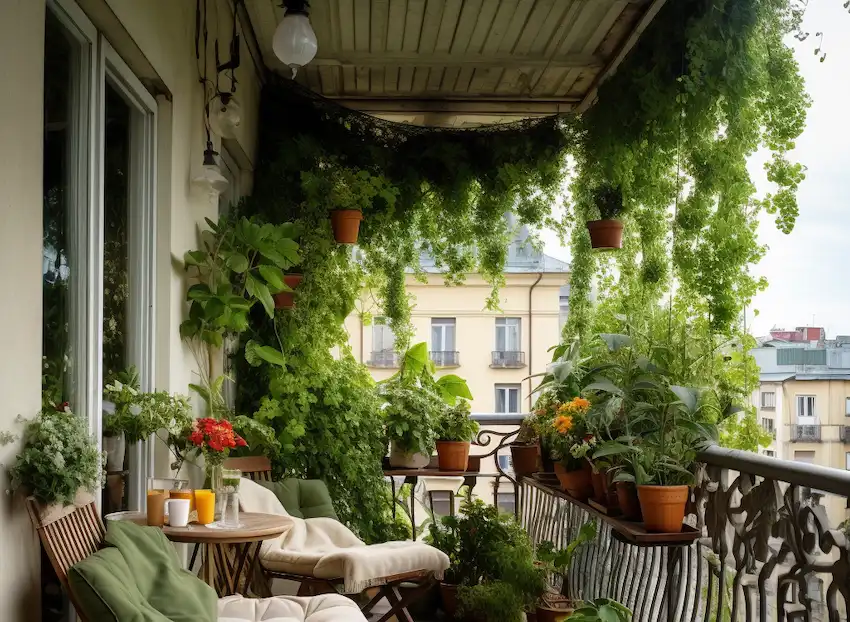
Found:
<box><xmin>553</xmin><ymin>415</ymin><xmax>573</xmax><ymax>434</ymax></box>
<box><xmin>572</xmin><ymin>397</ymin><xmax>591</xmax><ymax>411</ymax></box>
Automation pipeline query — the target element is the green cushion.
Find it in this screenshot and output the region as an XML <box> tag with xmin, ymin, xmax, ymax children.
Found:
<box><xmin>68</xmin><ymin>520</ymin><xmax>217</xmax><ymax>622</ymax></box>
<box><xmin>257</xmin><ymin>478</ymin><xmax>338</xmax><ymax>520</ymax></box>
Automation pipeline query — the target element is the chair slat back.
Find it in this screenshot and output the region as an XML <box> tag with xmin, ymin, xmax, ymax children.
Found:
<box><xmin>26</xmin><ymin>492</ymin><xmax>105</xmax><ymax>621</ymax></box>
<box><xmin>224</xmin><ymin>455</ymin><xmax>273</xmax><ymax>481</ymax></box>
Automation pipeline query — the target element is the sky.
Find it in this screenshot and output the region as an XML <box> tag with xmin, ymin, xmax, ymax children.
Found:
<box><xmin>542</xmin><ymin>1</ymin><xmax>850</xmax><ymax>339</ymax></box>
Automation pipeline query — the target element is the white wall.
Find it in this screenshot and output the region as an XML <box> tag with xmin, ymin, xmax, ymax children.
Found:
<box><xmin>0</xmin><ymin>2</ymin><xmax>47</xmax><ymax>620</ymax></box>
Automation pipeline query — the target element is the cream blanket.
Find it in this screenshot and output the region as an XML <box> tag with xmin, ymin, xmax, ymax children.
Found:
<box><xmin>239</xmin><ymin>477</ymin><xmax>448</xmax><ymax>593</ymax></box>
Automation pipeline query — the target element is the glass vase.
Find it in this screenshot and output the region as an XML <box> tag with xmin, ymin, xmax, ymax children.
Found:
<box><xmin>206</xmin><ymin>462</ymin><xmax>224</xmax><ymax>520</ymax></box>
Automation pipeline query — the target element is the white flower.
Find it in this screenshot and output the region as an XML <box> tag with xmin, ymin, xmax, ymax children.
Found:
<box><xmin>129</xmin><ymin>404</ymin><xmax>142</xmax><ymax>416</ymax></box>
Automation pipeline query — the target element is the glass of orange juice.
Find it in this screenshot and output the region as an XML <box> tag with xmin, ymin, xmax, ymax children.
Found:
<box><xmin>146</xmin><ymin>489</ymin><xmax>168</xmax><ymax>527</ymax></box>
<box><xmin>194</xmin><ymin>489</ymin><xmax>215</xmax><ymax>525</ymax></box>
<box><xmin>169</xmin><ymin>488</ymin><xmax>194</xmax><ymax>512</ymax></box>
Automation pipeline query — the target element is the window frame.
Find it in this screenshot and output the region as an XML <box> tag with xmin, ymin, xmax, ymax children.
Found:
<box><xmin>431</xmin><ymin>317</ymin><xmax>457</xmax><ymax>352</ymax></box>
<box><xmin>761</xmin><ymin>391</ymin><xmax>776</xmax><ymax>409</ymax></box>
<box><xmin>796</xmin><ymin>395</ymin><xmax>816</xmax><ymax>420</ymax></box>
<box><xmin>495</xmin><ymin>317</ymin><xmax>521</xmax><ymax>352</ymax></box>
<box><xmin>372</xmin><ymin>316</ymin><xmax>396</xmax><ymax>353</ymax></box>
<box><xmin>495</xmin><ymin>384</ymin><xmax>521</xmax><ymax>414</ymax></box>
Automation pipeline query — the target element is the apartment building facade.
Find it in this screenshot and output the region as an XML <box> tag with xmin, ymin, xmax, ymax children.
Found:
<box><xmin>344</xmin><ymin>239</ymin><xmax>570</xmax><ymax>415</ymax></box>
<box><xmin>753</xmin><ymin>327</ymin><xmax>850</xmax><ymax>526</ymax></box>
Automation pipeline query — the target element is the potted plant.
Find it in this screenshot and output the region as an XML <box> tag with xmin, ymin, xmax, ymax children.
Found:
<box><xmin>426</xmin><ymin>499</ymin><xmax>546</xmax><ymax>622</ymax></box>
<box><xmin>273</xmin><ymin>273</ymin><xmax>303</xmax><ymax>309</ymax></box>
<box><xmin>510</xmin><ymin>416</ymin><xmax>541</xmax><ymax>479</ymax></box>
<box><xmin>565</xmin><ymin>599</ymin><xmax>632</xmax><ymax>622</ymax></box>
<box><xmin>102</xmin><ymin>365</ymin><xmax>140</xmax><ymax>472</ymax></box>
<box><xmin>435</xmin><ymin>400</ymin><xmax>479</xmax><ymax>471</ymax></box>
<box><xmin>383</xmin><ymin>383</ymin><xmax>440</xmax><ymax>468</ymax></box>
<box><xmin>549</xmin><ymin>397</ymin><xmax>594</xmax><ymax>500</ymax></box>
<box><xmin>535</xmin><ymin>521</ymin><xmax>597</xmax><ymax>621</ymax></box>
<box><xmin>9</xmin><ymin>403</ymin><xmax>102</xmax><ymax>506</ymax></box>
<box><xmin>586</xmin><ymin>183</ymin><xmax>625</xmax><ymax>249</ymax></box>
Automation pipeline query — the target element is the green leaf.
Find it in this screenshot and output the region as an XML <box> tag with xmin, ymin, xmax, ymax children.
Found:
<box><xmin>230</xmin><ymin>311</ymin><xmax>249</xmax><ymax>333</ymax></box>
<box><xmin>205</xmin><ymin>298</ymin><xmax>225</xmax><ymax>321</ymax></box>
<box><xmin>189</xmin><ymin>301</ymin><xmax>205</xmax><ymax>321</ymax></box>
<box><xmin>584</xmin><ymin>379</ymin><xmax>622</xmax><ymax>396</ymax></box>
<box><xmin>258</xmin><ymin>265</ymin><xmax>285</xmax><ymax>292</ymax></box>
<box><xmin>183</xmin><ymin>250</ymin><xmax>207</xmax><ymax>267</ymax></box>
<box><xmin>179</xmin><ymin>319</ymin><xmax>200</xmax><ymax>339</ymax></box>
<box><xmin>246</xmin><ymin>273</ymin><xmax>274</xmax><ymax>318</ymax></box>
<box><xmin>226</xmin><ymin>253</ymin><xmax>249</xmax><ymax>273</ymax></box>
<box><xmin>187</xmin><ymin>283</ymin><xmax>212</xmax><ymax>301</ymax></box>
<box><xmin>189</xmin><ymin>383</ymin><xmax>210</xmax><ymax>406</ymax></box>
<box><xmin>599</xmin><ymin>333</ymin><xmax>633</xmax><ymax>351</ymax></box>
<box><xmin>244</xmin><ymin>340</ymin><xmax>263</xmax><ymax>367</ymax></box>
<box><xmin>592</xmin><ymin>442</ymin><xmax>635</xmax><ymax>459</ymax></box>
<box><xmin>254</xmin><ymin>346</ymin><xmax>287</xmax><ymax>367</ymax></box>
<box><xmin>670</xmin><ymin>385</ymin><xmax>699</xmax><ymax>413</ymax></box>
<box><xmin>435</xmin><ymin>374</ymin><xmax>473</xmax><ymax>405</ymax></box>
<box><xmin>200</xmin><ymin>330</ymin><xmax>223</xmax><ymax>348</ymax></box>
<box><xmin>596</xmin><ymin>604</ymin><xmax>621</xmax><ymax>622</ymax></box>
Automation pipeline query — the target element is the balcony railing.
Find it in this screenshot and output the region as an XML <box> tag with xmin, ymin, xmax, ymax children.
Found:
<box><xmin>425</xmin><ymin>414</ymin><xmax>850</xmax><ymax>622</ymax></box>
<box><xmin>790</xmin><ymin>424</ymin><xmax>822</xmax><ymax>442</ymax></box>
<box><xmin>430</xmin><ymin>350</ymin><xmax>460</xmax><ymax>367</ymax></box>
<box><xmin>491</xmin><ymin>350</ymin><xmax>526</xmax><ymax>368</ymax></box>
<box><xmin>367</xmin><ymin>351</ymin><xmax>400</xmax><ymax>368</ymax></box>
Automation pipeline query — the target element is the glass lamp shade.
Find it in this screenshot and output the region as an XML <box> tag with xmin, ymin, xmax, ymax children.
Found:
<box><xmin>272</xmin><ymin>13</ymin><xmax>318</xmax><ymax>77</ymax></box>
<box><xmin>209</xmin><ymin>94</ymin><xmax>242</xmax><ymax>139</ymax></box>
<box><xmin>193</xmin><ymin>163</ymin><xmax>229</xmax><ymax>200</ymax></box>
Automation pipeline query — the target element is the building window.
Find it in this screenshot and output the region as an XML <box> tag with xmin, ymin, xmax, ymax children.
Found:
<box><xmin>761</xmin><ymin>391</ymin><xmax>776</xmax><ymax>409</ymax></box>
<box><xmin>764</xmin><ymin>450</ymin><xmax>775</xmax><ymax>457</ymax></box>
<box><xmin>846</xmin><ymin>452</ymin><xmax>850</xmax><ymax>470</ymax></box>
<box><xmin>794</xmin><ymin>450</ymin><xmax>816</xmax><ymax>464</ymax></box>
<box><xmin>796</xmin><ymin>395</ymin><xmax>816</xmax><ymax>419</ymax></box>
<box><xmin>558</xmin><ymin>285</ymin><xmax>570</xmax><ymax>333</ymax></box>
<box><xmin>369</xmin><ymin>317</ymin><xmax>397</xmax><ymax>366</ymax></box>
<box><xmin>761</xmin><ymin>417</ymin><xmax>774</xmax><ymax>435</ymax></box>
<box><xmin>497</xmin><ymin>454</ymin><xmax>513</xmax><ymax>472</ymax></box>
<box><xmin>497</xmin><ymin>491</ymin><xmax>516</xmax><ymax>514</ymax></box>
<box><xmin>495</xmin><ymin>384</ymin><xmax>521</xmax><ymax>414</ymax></box>
<box><xmin>495</xmin><ymin>317</ymin><xmax>521</xmax><ymax>352</ymax></box>
<box><xmin>846</xmin><ymin>397</ymin><xmax>850</xmax><ymax>416</ymax></box>
<box><xmin>431</xmin><ymin>317</ymin><xmax>457</xmax><ymax>358</ymax></box>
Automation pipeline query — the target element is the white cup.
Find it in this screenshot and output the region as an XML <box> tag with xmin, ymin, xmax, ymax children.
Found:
<box><xmin>166</xmin><ymin>498</ymin><xmax>190</xmax><ymax>527</ymax></box>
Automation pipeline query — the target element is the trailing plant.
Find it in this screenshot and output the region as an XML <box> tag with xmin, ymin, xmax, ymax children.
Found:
<box><xmin>10</xmin><ymin>404</ymin><xmax>102</xmax><ymax>505</ymax></box>
<box><xmin>591</xmin><ymin>183</ymin><xmax>625</xmax><ymax>220</ymax></box>
<box><xmin>537</xmin><ymin>521</ymin><xmax>597</xmax><ymax>598</ymax></box>
<box><xmin>435</xmin><ymin>400</ymin><xmax>479</xmax><ymax>442</ymax></box>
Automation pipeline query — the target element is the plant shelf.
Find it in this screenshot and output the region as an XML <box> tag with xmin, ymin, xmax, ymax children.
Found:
<box><xmin>524</xmin><ymin>477</ymin><xmax>701</xmax><ymax>547</ymax></box>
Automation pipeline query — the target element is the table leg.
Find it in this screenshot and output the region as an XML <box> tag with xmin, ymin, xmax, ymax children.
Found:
<box><xmin>241</xmin><ymin>542</ymin><xmax>262</xmax><ymax>596</ymax></box>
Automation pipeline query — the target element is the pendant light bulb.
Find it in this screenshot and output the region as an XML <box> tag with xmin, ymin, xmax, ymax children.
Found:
<box><xmin>209</xmin><ymin>93</ymin><xmax>242</xmax><ymax>139</ymax></box>
<box><xmin>272</xmin><ymin>6</ymin><xmax>318</xmax><ymax>78</ymax></box>
<box><xmin>193</xmin><ymin>143</ymin><xmax>229</xmax><ymax>200</ymax></box>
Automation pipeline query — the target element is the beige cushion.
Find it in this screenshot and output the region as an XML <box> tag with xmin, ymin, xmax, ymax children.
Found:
<box><xmin>217</xmin><ymin>595</ymin><xmax>366</xmax><ymax>622</ymax></box>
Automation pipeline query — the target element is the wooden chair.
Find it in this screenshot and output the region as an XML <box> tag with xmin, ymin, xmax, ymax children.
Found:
<box><xmin>224</xmin><ymin>455</ymin><xmax>273</xmax><ymax>481</ymax></box>
<box><xmin>25</xmin><ymin>492</ymin><xmax>105</xmax><ymax>622</ymax></box>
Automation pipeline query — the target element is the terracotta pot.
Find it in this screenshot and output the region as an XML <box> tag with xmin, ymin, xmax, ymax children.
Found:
<box><xmin>330</xmin><ymin>209</ymin><xmax>363</xmax><ymax>244</ymax></box>
<box><xmin>616</xmin><ymin>481</ymin><xmax>642</xmax><ymax>521</ymax></box>
<box><xmin>586</xmin><ymin>219</ymin><xmax>624</xmax><ymax>250</ymax></box>
<box><xmin>510</xmin><ymin>443</ymin><xmax>540</xmax><ymax>479</ymax></box>
<box><xmin>388</xmin><ymin>442</ymin><xmax>431</xmax><ymax>469</ymax></box>
<box><xmin>440</xmin><ymin>582</ymin><xmax>459</xmax><ymax>618</ymax></box>
<box><xmin>436</xmin><ymin>440</ymin><xmax>470</xmax><ymax>471</ymax></box>
<box><xmin>637</xmin><ymin>485</ymin><xmax>689</xmax><ymax>533</ymax></box>
<box><xmin>273</xmin><ymin>274</ymin><xmax>303</xmax><ymax>309</ymax></box>
<box><xmin>590</xmin><ymin>468</ymin><xmax>607</xmax><ymax>504</ymax></box>
<box><xmin>554</xmin><ymin>463</ymin><xmax>593</xmax><ymax>501</ymax></box>
<box><xmin>605</xmin><ymin>470</ymin><xmax>621</xmax><ymax>511</ymax></box>
<box><xmin>536</xmin><ymin>605</ymin><xmax>574</xmax><ymax>622</ymax></box>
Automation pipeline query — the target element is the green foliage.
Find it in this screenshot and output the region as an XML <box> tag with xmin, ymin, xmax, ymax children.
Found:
<box><xmin>536</xmin><ymin>521</ymin><xmax>597</xmax><ymax>583</ymax></box>
<box><xmin>435</xmin><ymin>400</ymin><xmax>479</xmax><ymax>442</ymax></box>
<box><xmin>180</xmin><ymin>215</ymin><xmax>300</xmax><ymax>348</ymax></box>
<box><xmin>567</xmin><ymin>599</ymin><xmax>632</xmax><ymax>622</ymax></box>
<box><xmin>719</xmin><ymin>409</ymin><xmax>772</xmax><ymax>452</ymax></box>
<box><xmin>428</xmin><ymin>499</ymin><xmax>547</xmax><ymax>619</ymax></box>
<box><xmin>382</xmin><ymin>382</ymin><xmax>442</xmax><ymax>456</ymax></box>
<box><xmin>566</xmin><ymin>0</ymin><xmax>809</xmax><ymax>343</ymax></box>
<box><xmin>592</xmin><ymin>184</ymin><xmax>626</xmax><ymax>220</ymax></box>
<box><xmin>103</xmin><ymin>369</ymin><xmax>193</xmax><ymax>445</ymax></box>
<box><xmin>10</xmin><ymin>406</ymin><xmax>102</xmax><ymax>505</ymax></box>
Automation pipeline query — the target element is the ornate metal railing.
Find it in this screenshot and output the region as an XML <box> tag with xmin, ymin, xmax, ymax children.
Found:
<box><xmin>430</xmin><ymin>350</ymin><xmax>460</xmax><ymax>367</ymax></box>
<box><xmin>368</xmin><ymin>350</ymin><xmax>400</xmax><ymax>368</ymax></box>
<box><xmin>491</xmin><ymin>350</ymin><xmax>526</xmax><ymax>368</ymax></box>
<box><xmin>465</xmin><ymin>414</ymin><xmax>850</xmax><ymax>622</ymax></box>
<box><xmin>790</xmin><ymin>424</ymin><xmax>822</xmax><ymax>442</ymax></box>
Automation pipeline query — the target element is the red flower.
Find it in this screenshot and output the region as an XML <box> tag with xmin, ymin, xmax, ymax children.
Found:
<box><xmin>235</xmin><ymin>435</ymin><xmax>247</xmax><ymax>447</ymax></box>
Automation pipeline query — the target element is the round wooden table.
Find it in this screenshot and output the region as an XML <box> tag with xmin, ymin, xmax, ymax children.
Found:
<box><xmin>106</xmin><ymin>511</ymin><xmax>288</xmax><ymax>597</ymax></box>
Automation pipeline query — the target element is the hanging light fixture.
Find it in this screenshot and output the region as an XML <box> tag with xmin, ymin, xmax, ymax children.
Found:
<box><xmin>272</xmin><ymin>0</ymin><xmax>318</xmax><ymax>78</ymax></box>
<box><xmin>193</xmin><ymin>141</ymin><xmax>229</xmax><ymax>200</ymax></box>
<box><xmin>209</xmin><ymin>92</ymin><xmax>242</xmax><ymax>138</ymax></box>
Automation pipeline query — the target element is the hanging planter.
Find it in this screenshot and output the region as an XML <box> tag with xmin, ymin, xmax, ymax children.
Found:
<box><xmin>273</xmin><ymin>273</ymin><xmax>304</xmax><ymax>309</ymax></box>
<box><xmin>330</xmin><ymin>209</ymin><xmax>363</xmax><ymax>244</ymax></box>
<box><xmin>586</xmin><ymin>183</ymin><xmax>626</xmax><ymax>250</ymax></box>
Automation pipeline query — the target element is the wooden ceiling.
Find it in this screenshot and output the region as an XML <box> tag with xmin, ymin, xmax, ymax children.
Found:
<box><xmin>244</xmin><ymin>0</ymin><xmax>665</xmax><ymax>125</ymax></box>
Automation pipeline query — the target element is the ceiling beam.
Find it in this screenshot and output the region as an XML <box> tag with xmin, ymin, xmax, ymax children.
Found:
<box><xmin>310</xmin><ymin>51</ymin><xmax>604</xmax><ymax>71</ymax></box>
<box><xmin>328</xmin><ymin>98</ymin><xmax>577</xmax><ymax>117</ymax></box>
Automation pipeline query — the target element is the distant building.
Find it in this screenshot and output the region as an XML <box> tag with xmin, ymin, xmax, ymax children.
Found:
<box><xmin>752</xmin><ymin>326</ymin><xmax>850</xmax><ymax>527</ymax></box>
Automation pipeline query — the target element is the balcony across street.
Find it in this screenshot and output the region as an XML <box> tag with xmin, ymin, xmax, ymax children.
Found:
<box><xmin>491</xmin><ymin>350</ymin><xmax>526</xmax><ymax>368</ymax></box>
